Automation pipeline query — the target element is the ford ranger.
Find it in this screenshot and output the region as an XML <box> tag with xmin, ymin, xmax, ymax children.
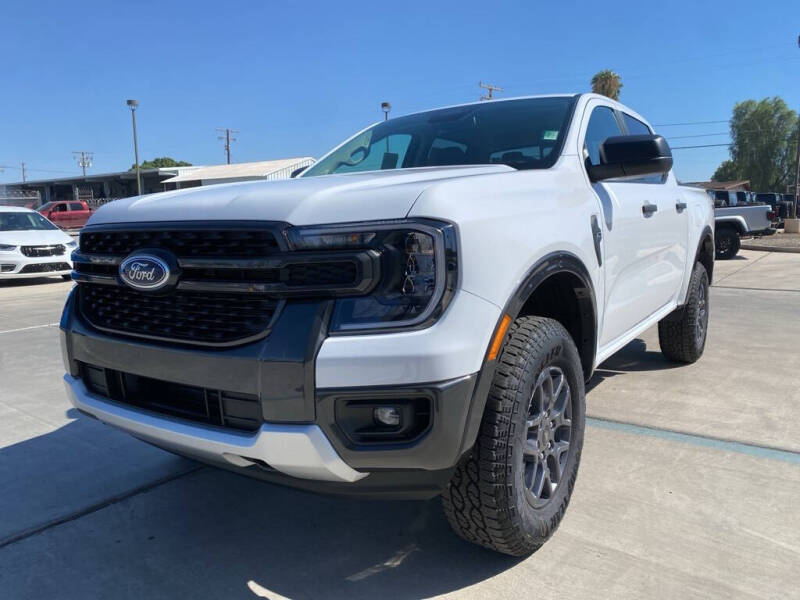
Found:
<box><xmin>61</xmin><ymin>94</ymin><xmax>714</xmax><ymax>556</ymax></box>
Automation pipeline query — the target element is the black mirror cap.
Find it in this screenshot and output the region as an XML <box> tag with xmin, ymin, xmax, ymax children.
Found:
<box><xmin>290</xmin><ymin>166</ymin><xmax>308</xmax><ymax>178</ymax></box>
<box><xmin>588</xmin><ymin>134</ymin><xmax>673</xmax><ymax>182</ymax></box>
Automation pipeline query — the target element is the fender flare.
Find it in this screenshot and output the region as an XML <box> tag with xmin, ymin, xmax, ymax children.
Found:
<box><xmin>715</xmin><ymin>216</ymin><xmax>747</xmax><ymax>235</ymax></box>
<box><xmin>693</xmin><ymin>224</ymin><xmax>715</xmax><ymax>284</ymax></box>
<box><xmin>457</xmin><ymin>251</ymin><xmax>597</xmax><ymax>457</ymax></box>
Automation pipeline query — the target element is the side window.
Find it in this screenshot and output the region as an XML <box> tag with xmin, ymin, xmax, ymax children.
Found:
<box><xmin>70</xmin><ymin>203</ymin><xmax>84</xmax><ymax>211</ymax></box>
<box><xmin>622</xmin><ymin>113</ymin><xmax>666</xmax><ymax>184</ymax></box>
<box><xmin>53</xmin><ymin>204</ymin><xmax>67</xmax><ymax>212</ymax></box>
<box><xmin>583</xmin><ymin>107</ymin><xmax>623</xmax><ymax>166</ymax></box>
<box><xmin>622</xmin><ymin>113</ymin><xmax>651</xmax><ymax>136</ymax></box>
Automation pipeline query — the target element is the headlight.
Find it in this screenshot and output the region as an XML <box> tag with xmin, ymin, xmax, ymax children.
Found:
<box><xmin>285</xmin><ymin>219</ymin><xmax>458</xmax><ymax>333</ymax></box>
<box><xmin>0</xmin><ymin>244</ymin><xmax>17</xmax><ymax>252</ymax></box>
<box><xmin>66</xmin><ymin>240</ymin><xmax>78</xmax><ymax>249</ymax></box>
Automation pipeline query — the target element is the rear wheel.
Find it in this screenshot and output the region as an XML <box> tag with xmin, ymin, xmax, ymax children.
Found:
<box><xmin>715</xmin><ymin>227</ymin><xmax>740</xmax><ymax>260</ymax></box>
<box><xmin>442</xmin><ymin>316</ymin><xmax>585</xmax><ymax>557</ymax></box>
<box><xmin>658</xmin><ymin>262</ymin><xmax>709</xmax><ymax>363</ymax></box>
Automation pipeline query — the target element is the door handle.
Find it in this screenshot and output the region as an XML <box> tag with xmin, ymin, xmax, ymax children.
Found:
<box><xmin>676</xmin><ymin>202</ymin><xmax>687</xmax><ymax>212</ymax></box>
<box><xmin>642</xmin><ymin>204</ymin><xmax>658</xmax><ymax>217</ymax></box>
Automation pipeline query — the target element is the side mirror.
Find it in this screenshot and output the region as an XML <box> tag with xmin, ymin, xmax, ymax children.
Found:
<box><xmin>290</xmin><ymin>166</ymin><xmax>308</xmax><ymax>178</ymax></box>
<box><xmin>587</xmin><ymin>134</ymin><xmax>673</xmax><ymax>182</ymax></box>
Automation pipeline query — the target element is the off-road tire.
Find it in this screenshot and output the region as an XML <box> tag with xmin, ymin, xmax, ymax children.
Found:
<box><xmin>658</xmin><ymin>262</ymin><xmax>709</xmax><ymax>363</ymax></box>
<box><xmin>715</xmin><ymin>226</ymin><xmax>740</xmax><ymax>260</ymax></box>
<box><xmin>441</xmin><ymin>316</ymin><xmax>585</xmax><ymax>557</ymax></box>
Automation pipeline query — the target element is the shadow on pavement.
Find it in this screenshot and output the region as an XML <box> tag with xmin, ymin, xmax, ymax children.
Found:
<box><xmin>587</xmin><ymin>338</ymin><xmax>680</xmax><ymax>392</ymax></box>
<box><xmin>1</xmin><ymin>414</ymin><xmax>521</xmax><ymax>599</ymax></box>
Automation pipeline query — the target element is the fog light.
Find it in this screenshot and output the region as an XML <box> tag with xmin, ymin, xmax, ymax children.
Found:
<box><xmin>373</xmin><ymin>406</ymin><xmax>401</xmax><ymax>427</ymax></box>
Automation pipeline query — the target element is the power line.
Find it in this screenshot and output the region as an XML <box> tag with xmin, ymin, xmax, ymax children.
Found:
<box><xmin>670</xmin><ymin>143</ymin><xmax>731</xmax><ymax>150</ymax></box>
<box><xmin>654</xmin><ymin>120</ymin><xmax>729</xmax><ymax>127</ymax></box>
<box><xmin>666</xmin><ymin>132</ymin><xmax>730</xmax><ymax>140</ymax></box>
<box><xmin>216</xmin><ymin>128</ymin><xmax>239</xmax><ymax>164</ymax></box>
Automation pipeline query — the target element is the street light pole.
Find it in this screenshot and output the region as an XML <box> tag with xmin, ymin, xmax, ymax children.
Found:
<box><xmin>126</xmin><ymin>99</ymin><xmax>142</xmax><ymax>196</ymax></box>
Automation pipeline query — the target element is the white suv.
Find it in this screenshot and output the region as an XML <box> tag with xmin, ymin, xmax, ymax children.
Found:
<box><xmin>61</xmin><ymin>93</ymin><xmax>714</xmax><ymax>556</ymax></box>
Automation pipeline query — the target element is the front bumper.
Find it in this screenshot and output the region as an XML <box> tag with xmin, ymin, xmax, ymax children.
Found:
<box><xmin>0</xmin><ymin>251</ymin><xmax>72</xmax><ymax>278</ymax></box>
<box><xmin>60</xmin><ymin>286</ymin><xmax>496</xmax><ymax>495</ymax></box>
<box><xmin>64</xmin><ymin>374</ymin><xmax>365</xmax><ymax>482</ymax></box>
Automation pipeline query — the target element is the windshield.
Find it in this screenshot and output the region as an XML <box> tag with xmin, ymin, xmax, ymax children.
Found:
<box><xmin>0</xmin><ymin>211</ymin><xmax>59</xmax><ymax>231</ymax></box>
<box><xmin>303</xmin><ymin>96</ymin><xmax>576</xmax><ymax>177</ymax></box>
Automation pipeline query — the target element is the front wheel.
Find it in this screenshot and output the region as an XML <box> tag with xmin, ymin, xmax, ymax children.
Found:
<box><xmin>442</xmin><ymin>316</ymin><xmax>585</xmax><ymax>557</ymax></box>
<box><xmin>715</xmin><ymin>227</ymin><xmax>740</xmax><ymax>260</ymax></box>
<box><xmin>658</xmin><ymin>262</ymin><xmax>709</xmax><ymax>363</ymax></box>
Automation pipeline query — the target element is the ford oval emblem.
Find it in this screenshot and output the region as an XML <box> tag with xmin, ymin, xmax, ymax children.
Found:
<box><xmin>119</xmin><ymin>254</ymin><xmax>170</xmax><ymax>291</ymax></box>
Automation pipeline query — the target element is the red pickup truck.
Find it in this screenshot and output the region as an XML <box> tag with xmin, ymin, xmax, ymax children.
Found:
<box><xmin>38</xmin><ymin>200</ymin><xmax>93</xmax><ymax>229</ymax></box>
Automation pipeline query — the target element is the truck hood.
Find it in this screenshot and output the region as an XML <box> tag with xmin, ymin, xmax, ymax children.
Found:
<box><xmin>88</xmin><ymin>165</ymin><xmax>513</xmax><ymax>226</ymax></box>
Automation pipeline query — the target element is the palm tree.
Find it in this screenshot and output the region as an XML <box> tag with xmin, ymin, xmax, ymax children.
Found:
<box><xmin>591</xmin><ymin>70</ymin><xmax>623</xmax><ymax>101</ymax></box>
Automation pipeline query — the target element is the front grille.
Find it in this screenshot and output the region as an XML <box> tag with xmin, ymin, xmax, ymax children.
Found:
<box><xmin>78</xmin><ymin>283</ymin><xmax>279</xmax><ymax>345</ymax></box>
<box><xmin>20</xmin><ymin>262</ymin><xmax>71</xmax><ymax>273</ymax></box>
<box><xmin>81</xmin><ymin>362</ymin><xmax>261</xmax><ymax>432</ymax></box>
<box><xmin>80</xmin><ymin>229</ymin><xmax>280</xmax><ymax>257</ymax></box>
<box><xmin>74</xmin><ymin>261</ymin><xmax>359</xmax><ymax>287</ymax></box>
<box><xmin>21</xmin><ymin>245</ymin><xmax>65</xmax><ymax>257</ymax></box>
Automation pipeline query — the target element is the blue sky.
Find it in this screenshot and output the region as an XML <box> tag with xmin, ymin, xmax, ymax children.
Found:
<box><xmin>1</xmin><ymin>0</ymin><xmax>798</xmax><ymax>184</ymax></box>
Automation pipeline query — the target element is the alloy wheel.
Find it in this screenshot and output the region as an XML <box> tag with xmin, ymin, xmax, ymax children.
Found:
<box><xmin>522</xmin><ymin>366</ymin><xmax>573</xmax><ymax>508</ymax></box>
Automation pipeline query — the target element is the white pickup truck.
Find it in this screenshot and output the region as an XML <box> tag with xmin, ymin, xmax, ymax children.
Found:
<box><xmin>61</xmin><ymin>93</ymin><xmax>714</xmax><ymax>556</ymax></box>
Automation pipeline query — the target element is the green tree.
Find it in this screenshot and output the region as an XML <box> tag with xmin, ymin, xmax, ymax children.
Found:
<box><xmin>712</xmin><ymin>159</ymin><xmax>740</xmax><ymax>182</ymax></box>
<box><xmin>712</xmin><ymin>97</ymin><xmax>798</xmax><ymax>191</ymax></box>
<box><xmin>131</xmin><ymin>157</ymin><xmax>192</xmax><ymax>170</ymax></box>
<box><xmin>591</xmin><ymin>70</ymin><xmax>623</xmax><ymax>101</ymax></box>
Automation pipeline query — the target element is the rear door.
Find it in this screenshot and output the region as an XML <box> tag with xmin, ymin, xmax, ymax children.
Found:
<box><xmin>70</xmin><ymin>202</ymin><xmax>88</xmax><ymax>227</ymax></box>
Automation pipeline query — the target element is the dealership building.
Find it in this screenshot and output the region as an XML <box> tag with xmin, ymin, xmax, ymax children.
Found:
<box><xmin>0</xmin><ymin>157</ymin><xmax>314</xmax><ymax>208</ymax></box>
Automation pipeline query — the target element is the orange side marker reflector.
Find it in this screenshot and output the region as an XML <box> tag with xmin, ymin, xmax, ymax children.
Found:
<box><xmin>488</xmin><ymin>314</ymin><xmax>512</xmax><ymax>361</ymax></box>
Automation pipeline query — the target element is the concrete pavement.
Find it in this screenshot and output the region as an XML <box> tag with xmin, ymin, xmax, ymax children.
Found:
<box><xmin>1</xmin><ymin>252</ymin><xmax>799</xmax><ymax>599</ymax></box>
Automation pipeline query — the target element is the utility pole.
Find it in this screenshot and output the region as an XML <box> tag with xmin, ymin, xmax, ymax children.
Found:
<box><xmin>479</xmin><ymin>81</ymin><xmax>504</xmax><ymax>101</ymax></box>
<box><xmin>21</xmin><ymin>162</ymin><xmax>26</xmax><ymax>182</ymax></box>
<box><xmin>217</xmin><ymin>128</ymin><xmax>239</xmax><ymax>164</ymax></box>
<box><xmin>72</xmin><ymin>151</ymin><xmax>93</xmax><ymax>176</ymax></box>
<box><xmin>793</xmin><ymin>34</ymin><xmax>800</xmax><ymax>219</ymax></box>
<box><xmin>126</xmin><ymin>99</ymin><xmax>142</xmax><ymax>196</ymax></box>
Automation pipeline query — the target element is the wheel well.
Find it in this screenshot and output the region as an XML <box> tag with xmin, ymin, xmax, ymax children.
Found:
<box><xmin>716</xmin><ymin>221</ymin><xmax>744</xmax><ymax>236</ymax></box>
<box><xmin>698</xmin><ymin>232</ymin><xmax>714</xmax><ymax>283</ymax></box>
<box><xmin>517</xmin><ymin>272</ymin><xmax>596</xmax><ymax>380</ymax></box>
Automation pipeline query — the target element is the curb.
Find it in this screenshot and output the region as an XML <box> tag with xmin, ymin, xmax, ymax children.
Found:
<box><xmin>740</xmin><ymin>244</ymin><xmax>800</xmax><ymax>254</ymax></box>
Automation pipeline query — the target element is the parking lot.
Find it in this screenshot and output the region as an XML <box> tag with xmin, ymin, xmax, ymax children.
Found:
<box><xmin>1</xmin><ymin>249</ymin><xmax>799</xmax><ymax>599</ymax></box>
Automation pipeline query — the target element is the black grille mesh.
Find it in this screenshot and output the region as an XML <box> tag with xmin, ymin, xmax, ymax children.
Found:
<box><xmin>20</xmin><ymin>262</ymin><xmax>71</xmax><ymax>273</ymax></box>
<box><xmin>21</xmin><ymin>245</ymin><xmax>65</xmax><ymax>257</ymax></box>
<box><xmin>79</xmin><ymin>284</ymin><xmax>279</xmax><ymax>345</ymax></box>
<box><xmin>81</xmin><ymin>362</ymin><xmax>261</xmax><ymax>432</ymax></box>
<box><xmin>80</xmin><ymin>229</ymin><xmax>280</xmax><ymax>257</ymax></box>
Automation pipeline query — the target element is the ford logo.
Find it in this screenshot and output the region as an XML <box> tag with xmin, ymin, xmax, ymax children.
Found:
<box><xmin>119</xmin><ymin>254</ymin><xmax>170</xmax><ymax>291</ymax></box>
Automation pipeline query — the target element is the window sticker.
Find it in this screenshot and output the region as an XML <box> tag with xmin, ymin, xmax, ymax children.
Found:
<box><xmin>542</xmin><ymin>130</ymin><xmax>559</xmax><ymax>141</ymax></box>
